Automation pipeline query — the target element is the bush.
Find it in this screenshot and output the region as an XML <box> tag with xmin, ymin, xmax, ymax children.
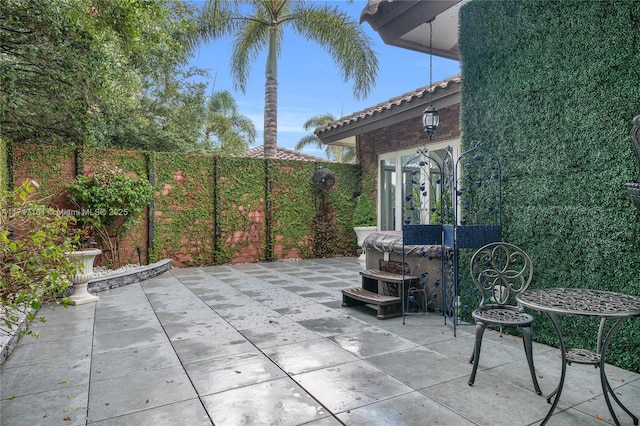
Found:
<box><xmin>0</xmin><ymin>180</ymin><xmax>79</xmax><ymax>337</ymax></box>
<box><xmin>66</xmin><ymin>163</ymin><xmax>153</xmax><ymax>268</ymax></box>
<box><xmin>353</xmin><ymin>194</ymin><xmax>376</xmax><ymax>227</ymax></box>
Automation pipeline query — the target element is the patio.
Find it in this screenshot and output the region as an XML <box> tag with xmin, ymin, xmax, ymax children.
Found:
<box><xmin>1</xmin><ymin>257</ymin><xmax>638</xmax><ymax>425</ymax></box>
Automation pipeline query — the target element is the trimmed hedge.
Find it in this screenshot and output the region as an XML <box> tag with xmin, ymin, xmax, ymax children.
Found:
<box><xmin>459</xmin><ymin>0</ymin><xmax>640</xmax><ymax>372</ymax></box>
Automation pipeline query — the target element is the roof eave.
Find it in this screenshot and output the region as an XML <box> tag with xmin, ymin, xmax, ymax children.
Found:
<box><xmin>360</xmin><ymin>0</ymin><xmax>466</xmax><ymax>61</ymax></box>
<box><xmin>316</xmin><ymin>77</ymin><xmax>461</xmax><ymax>146</ymax></box>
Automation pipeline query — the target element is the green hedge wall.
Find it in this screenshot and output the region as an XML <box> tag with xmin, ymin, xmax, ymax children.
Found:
<box><xmin>459</xmin><ymin>0</ymin><xmax>640</xmax><ymax>372</ymax></box>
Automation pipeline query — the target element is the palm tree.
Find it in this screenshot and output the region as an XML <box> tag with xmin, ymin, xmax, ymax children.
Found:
<box><xmin>196</xmin><ymin>0</ymin><xmax>378</xmax><ymax>159</ymax></box>
<box><xmin>295</xmin><ymin>113</ymin><xmax>355</xmax><ymax>163</ymax></box>
<box><xmin>204</xmin><ymin>90</ymin><xmax>256</xmax><ymax>155</ymax></box>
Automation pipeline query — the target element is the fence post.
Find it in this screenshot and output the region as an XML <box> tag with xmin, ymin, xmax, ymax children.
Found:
<box><xmin>6</xmin><ymin>142</ymin><xmax>14</xmax><ymax>191</ymax></box>
<box><xmin>264</xmin><ymin>158</ymin><xmax>274</xmax><ymax>261</ymax></box>
<box><xmin>213</xmin><ymin>156</ymin><xmax>221</xmax><ymax>264</ymax></box>
<box><xmin>146</xmin><ymin>151</ymin><xmax>155</xmax><ymax>265</ymax></box>
<box><xmin>74</xmin><ymin>146</ymin><xmax>84</xmax><ymax>177</ymax></box>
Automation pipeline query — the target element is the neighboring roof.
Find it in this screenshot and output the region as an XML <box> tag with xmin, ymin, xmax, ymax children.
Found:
<box><xmin>243</xmin><ymin>145</ymin><xmax>327</xmax><ymax>162</ymax></box>
<box><xmin>315</xmin><ymin>74</ymin><xmax>461</xmax><ymax>145</ymax></box>
<box><xmin>360</xmin><ymin>0</ymin><xmax>468</xmax><ymax>60</ymax></box>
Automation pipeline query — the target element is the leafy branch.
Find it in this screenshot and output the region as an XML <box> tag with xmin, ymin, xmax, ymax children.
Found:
<box><xmin>1</xmin><ymin>180</ymin><xmax>79</xmax><ymax>337</ymax></box>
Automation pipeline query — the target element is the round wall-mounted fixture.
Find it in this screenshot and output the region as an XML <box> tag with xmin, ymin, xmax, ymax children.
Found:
<box><xmin>313</xmin><ymin>168</ymin><xmax>336</xmax><ymax>191</ymax></box>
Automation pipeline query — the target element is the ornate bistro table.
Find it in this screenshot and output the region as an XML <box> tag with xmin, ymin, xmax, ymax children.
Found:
<box><xmin>516</xmin><ymin>288</ymin><xmax>640</xmax><ymax>426</ymax></box>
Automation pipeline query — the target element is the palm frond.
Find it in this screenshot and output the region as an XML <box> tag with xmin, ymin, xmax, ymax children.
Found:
<box><xmin>231</xmin><ymin>18</ymin><xmax>269</xmax><ymax>93</ymax></box>
<box><xmin>289</xmin><ymin>4</ymin><xmax>378</xmax><ymax>100</ymax></box>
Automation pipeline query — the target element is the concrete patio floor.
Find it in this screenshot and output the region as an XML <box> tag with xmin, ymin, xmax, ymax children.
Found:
<box><xmin>1</xmin><ymin>257</ymin><xmax>639</xmax><ymax>425</ymax></box>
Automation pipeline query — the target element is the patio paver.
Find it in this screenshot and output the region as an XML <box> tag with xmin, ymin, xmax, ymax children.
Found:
<box><xmin>1</xmin><ymin>257</ymin><xmax>639</xmax><ymax>425</ymax></box>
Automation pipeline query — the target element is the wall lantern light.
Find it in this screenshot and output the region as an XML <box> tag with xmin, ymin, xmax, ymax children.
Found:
<box><xmin>423</xmin><ymin>19</ymin><xmax>439</xmax><ymax>141</ymax></box>
<box><xmin>423</xmin><ymin>105</ymin><xmax>439</xmax><ymax>140</ymax></box>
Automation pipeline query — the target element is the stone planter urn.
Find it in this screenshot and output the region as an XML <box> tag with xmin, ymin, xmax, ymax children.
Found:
<box><xmin>65</xmin><ymin>248</ymin><xmax>101</xmax><ymax>305</ymax></box>
<box><xmin>626</xmin><ymin>115</ymin><xmax>640</xmax><ymax>211</ymax></box>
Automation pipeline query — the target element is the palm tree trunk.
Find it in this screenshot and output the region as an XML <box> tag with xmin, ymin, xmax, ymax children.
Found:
<box><xmin>263</xmin><ymin>26</ymin><xmax>278</xmax><ymax>159</ymax></box>
<box><xmin>263</xmin><ymin>76</ymin><xmax>278</xmax><ymax>159</ymax></box>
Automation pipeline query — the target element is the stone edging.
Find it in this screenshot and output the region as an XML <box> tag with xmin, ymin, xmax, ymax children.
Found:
<box><xmin>88</xmin><ymin>259</ymin><xmax>173</xmax><ymax>293</ymax></box>
<box><xmin>0</xmin><ymin>259</ymin><xmax>173</xmax><ymax>368</ymax></box>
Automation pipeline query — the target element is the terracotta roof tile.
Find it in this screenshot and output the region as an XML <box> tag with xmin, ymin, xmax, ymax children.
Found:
<box><xmin>243</xmin><ymin>145</ymin><xmax>327</xmax><ymax>162</ymax></box>
<box><xmin>315</xmin><ymin>74</ymin><xmax>461</xmax><ymax>136</ymax></box>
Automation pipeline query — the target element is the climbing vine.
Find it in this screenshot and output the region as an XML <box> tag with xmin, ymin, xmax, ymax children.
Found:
<box><xmin>11</xmin><ymin>145</ymin><xmax>75</xmax><ymax>199</ymax></box>
<box><xmin>5</xmin><ymin>144</ymin><xmax>362</xmax><ymax>267</ymax></box>
<box><xmin>216</xmin><ymin>157</ymin><xmax>266</xmax><ymax>263</ymax></box>
<box><xmin>270</xmin><ymin>160</ymin><xmax>317</xmax><ymax>259</ymax></box>
<box><xmin>322</xmin><ymin>163</ymin><xmax>361</xmax><ymax>256</ymax></box>
<box><xmin>152</xmin><ymin>153</ymin><xmax>215</xmax><ymax>266</ymax></box>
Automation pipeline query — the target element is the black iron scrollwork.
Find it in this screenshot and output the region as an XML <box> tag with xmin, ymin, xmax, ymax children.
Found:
<box><xmin>625</xmin><ymin>115</ymin><xmax>640</xmax><ymax>210</ymax></box>
<box><xmin>629</xmin><ymin>115</ymin><xmax>640</xmax><ymax>182</ymax></box>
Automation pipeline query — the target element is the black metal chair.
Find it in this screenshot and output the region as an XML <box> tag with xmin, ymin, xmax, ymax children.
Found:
<box><xmin>467</xmin><ymin>242</ymin><xmax>542</xmax><ymax>395</ymax></box>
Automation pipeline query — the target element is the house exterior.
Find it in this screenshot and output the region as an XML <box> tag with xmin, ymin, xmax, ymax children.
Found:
<box><xmin>315</xmin><ymin>73</ymin><xmax>461</xmax><ymax>231</ymax></box>
<box><xmin>323</xmin><ymin>0</ymin><xmax>640</xmax><ymax>376</ymax></box>
<box><xmin>316</xmin><ymin>0</ymin><xmax>465</xmax><ymax>232</ymax></box>
<box><xmin>358</xmin><ymin>0</ymin><xmax>466</xmax><ymax>60</ymax></box>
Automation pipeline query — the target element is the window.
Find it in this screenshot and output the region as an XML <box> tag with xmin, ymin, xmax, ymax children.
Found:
<box><xmin>378</xmin><ymin>140</ymin><xmax>459</xmax><ymax>231</ymax></box>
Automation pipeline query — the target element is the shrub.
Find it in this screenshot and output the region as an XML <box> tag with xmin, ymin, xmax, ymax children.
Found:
<box><xmin>353</xmin><ymin>194</ymin><xmax>376</xmax><ymax>227</ymax></box>
<box><xmin>0</xmin><ymin>180</ymin><xmax>79</xmax><ymax>338</ymax></box>
<box><xmin>66</xmin><ymin>163</ymin><xmax>153</xmax><ymax>268</ymax></box>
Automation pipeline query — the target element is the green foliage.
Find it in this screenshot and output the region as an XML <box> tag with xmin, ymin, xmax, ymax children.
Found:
<box><xmin>196</xmin><ymin>0</ymin><xmax>378</xmax><ymax>157</ymax></box>
<box><xmin>0</xmin><ymin>180</ymin><xmax>78</xmax><ymax>338</ymax></box>
<box><xmin>311</xmin><ymin>164</ymin><xmax>360</xmax><ymax>257</ymax></box>
<box><xmin>294</xmin><ymin>114</ymin><xmax>355</xmax><ymax>163</ymax></box>
<box><xmin>459</xmin><ymin>0</ymin><xmax>640</xmax><ymax>372</ymax></box>
<box><xmin>150</xmin><ymin>153</ymin><xmax>360</xmax><ymax>264</ymax></box>
<box><xmin>204</xmin><ymin>91</ymin><xmax>257</xmax><ymax>155</ymax></box>
<box><xmin>353</xmin><ymin>194</ymin><xmax>376</xmax><ymax>227</ymax></box>
<box><xmin>66</xmin><ymin>163</ymin><xmax>152</xmax><ymax>267</ymax></box>
<box><xmin>216</xmin><ymin>157</ymin><xmax>268</xmax><ymax>262</ymax></box>
<box><xmin>12</xmin><ymin>145</ymin><xmax>76</xmax><ymax>198</ymax></box>
<box><xmin>269</xmin><ymin>161</ymin><xmax>316</xmax><ymax>258</ymax></box>
<box><xmin>7</xmin><ymin>143</ymin><xmax>361</xmax><ymax>267</ymax></box>
<box><xmin>0</xmin><ymin>0</ymin><xmax>225</xmax><ymax>153</ymax></box>
<box><xmin>151</xmin><ymin>153</ymin><xmax>216</xmax><ymax>266</ymax></box>
<box><xmin>430</xmin><ymin>196</ymin><xmax>445</xmax><ymax>224</ymax></box>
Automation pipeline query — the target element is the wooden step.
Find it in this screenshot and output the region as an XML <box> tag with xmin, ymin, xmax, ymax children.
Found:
<box><xmin>342</xmin><ymin>287</ymin><xmax>402</xmax><ymax>320</ymax></box>
<box><xmin>342</xmin><ymin>287</ymin><xmax>401</xmax><ymax>305</ymax></box>
<box><xmin>359</xmin><ymin>269</ymin><xmax>419</xmax><ymax>284</ymax></box>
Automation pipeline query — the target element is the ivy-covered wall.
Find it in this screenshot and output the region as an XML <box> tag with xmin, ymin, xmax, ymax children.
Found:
<box><xmin>311</xmin><ymin>162</ymin><xmax>361</xmax><ymax>258</ymax></box>
<box><xmin>459</xmin><ymin>0</ymin><xmax>640</xmax><ymax>372</ymax></box>
<box><xmin>153</xmin><ymin>153</ymin><xmax>216</xmax><ymax>266</ymax></box>
<box><xmin>11</xmin><ymin>144</ymin><xmax>76</xmax><ymax>205</ymax></box>
<box><xmin>8</xmin><ymin>144</ymin><xmax>360</xmax><ymax>268</ymax></box>
<box><xmin>216</xmin><ymin>157</ymin><xmax>268</xmax><ymax>264</ymax></box>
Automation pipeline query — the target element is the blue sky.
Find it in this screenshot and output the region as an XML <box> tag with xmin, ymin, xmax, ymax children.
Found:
<box><xmin>189</xmin><ymin>0</ymin><xmax>460</xmax><ymax>158</ymax></box>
